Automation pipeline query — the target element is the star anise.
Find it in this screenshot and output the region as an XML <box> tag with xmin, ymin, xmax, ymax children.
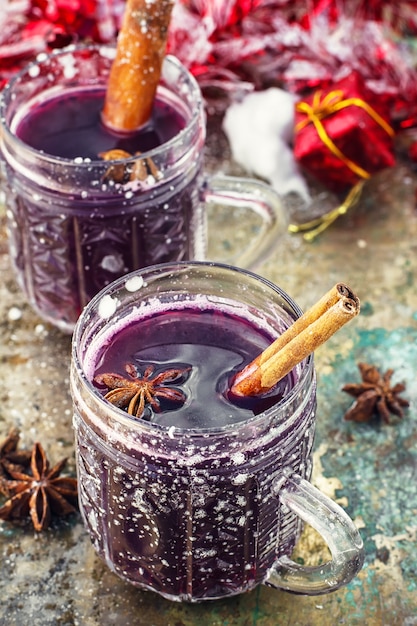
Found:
<box><xmin>0</xmin><ymin>442</ymin><xmax>78</xmax><ymax>532</ymax></box>
<box><xmin>94</xmin><ymin>363</ymin><xmax>190</xmax><ymax>419</ymax></box>
<box><xmin>342</xmin><ymin>362</ymin><xmax>409</xmax><ymax>424</ymax></box>
<box><xmin>99</xmin><ymin>149</ymin><xmax>162</xmax><ymax>184</ymax></box>
<box><xmin>0</xmin><ymin>428</ymin><xmax>31</xmax><ymax>495</ymax></box>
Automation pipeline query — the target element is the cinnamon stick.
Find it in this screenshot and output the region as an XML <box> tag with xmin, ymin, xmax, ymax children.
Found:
<box><xmin>231</xmin><ymin>284</ymin><xmax>360</xmax><ymax>397</ymax></box>
<box><xmin>102</xmin><ymin>0</ymin><xmax>174</xmax><ymax>132</ymax></box>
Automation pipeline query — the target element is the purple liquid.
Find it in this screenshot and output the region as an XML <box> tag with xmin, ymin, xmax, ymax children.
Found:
<box><xmin>16</xmin><ymin>89</ymin><xmax>184</xmax><ymax>158</ymax></box>
<box><xmin>75</xmin><ymin>304</ymin><xmax>316</xmax><ymax>600</ymax></box>
<box><xmin>7</xmin><ymin>88</ymin><xmax>203</xmax><ymax>329</ymax></box>
<box><xmin>93</xmin><ymin>307</ymin><xmax>292</xmax><ymax>428</ymax></box>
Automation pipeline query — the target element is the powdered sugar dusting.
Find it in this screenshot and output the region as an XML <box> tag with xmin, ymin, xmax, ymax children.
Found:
<box><xmin>125</xmin><ymin>275</ymin><xmax>144</xmax><ymax>292</ymax></box>
<box><xmin>98</xmin><ymin>294</ymin><xmax>118</xmax><ymax>319</ymax></box>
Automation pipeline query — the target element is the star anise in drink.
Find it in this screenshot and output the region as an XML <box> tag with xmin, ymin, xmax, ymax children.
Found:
<box><xmin>0</xmin><ymin>428</ymin><xmax>31</xmax><ymax>496</ymax></box>
<box><xmin>99</xmin><ymin>149</ymin><xmax>162</xmax><ymax>184</ymax></box>
<box><xmin>0</xmin><ymin>442</ymin><xmax>78</xmax><ymax>532</ymax></box>
<box><xmin>342</xmin><ymin>362</ymin><xmax>409</xmax><ymax>424</ymax></box>
<box><xmin>94</xmin><ymin>363</ymin><xmax>190</xmax><ymax>420</ymax></box>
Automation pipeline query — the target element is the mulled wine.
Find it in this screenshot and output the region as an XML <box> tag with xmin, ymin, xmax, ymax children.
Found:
<box><xmin>92</xmin><ymin>307</ymin><xmax>294</xmax><ymax>428</ymax></box>
<box><xmin>76</xmin><ymin>294</ymin><xmax>308</xmax><ymax>600</ymax></box>
<box><xmin>0</xmin><ymin>46</ymin><xmax>206</xmax><ymax>332</ymax></box>
<box><xmin>16</xmin><ymin>88</ymin><xmax>185</xmax><ymax>159</ymax></box>
<box><xmin>1</xmin><ymin>45</ymin><xmax>286</xmax><ymax>332</ymax></box>
<box><xmin>9</xmin><ymin>85</ymin><xmax>198</xmax><ymax>331</ymax></box>
<box><xmin>72</xmin><ymin>263</ymin><xmax>364</xmax><ymax>602</ymax></box>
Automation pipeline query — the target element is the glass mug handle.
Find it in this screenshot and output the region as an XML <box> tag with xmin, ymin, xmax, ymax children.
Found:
<box><xmin>268</xmin><ymin>472</ymin><xmax>364</xmax><ymax>595</ymax></box>
<box><xmin>202</xmin><ymin>175</ymin><xmax>287</xmax><ymax>268</ymax></box>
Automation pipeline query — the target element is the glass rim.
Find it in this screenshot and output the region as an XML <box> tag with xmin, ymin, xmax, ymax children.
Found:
<box><xmin>71</xmin><ymin>260</ymin><xmax>315</xmax><ymax>437</ymax></box>
<box><xmin>0</xmin><ymin>44</ymin><xmax>204</xmax><ymax>168</ymax></box>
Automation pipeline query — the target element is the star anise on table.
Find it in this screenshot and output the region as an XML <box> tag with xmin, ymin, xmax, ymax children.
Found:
<box><xmin>0</xmin><ymin>428</ymin><xmax>31</xmax><ymax>496</ymax></box>
<box><xmin>342</xmin><ymin>362</ymin><xmax>409</xmax><ymax>424</ymax></box>
<box><xmin>0</xmin><ymin>442</ymin><xmax>78</xmax><ymax>532</ymax></box>
<box><xmin>94</xmin><ymin>363</ymin><xmax>190</xmax><ymax>420</ymax></box>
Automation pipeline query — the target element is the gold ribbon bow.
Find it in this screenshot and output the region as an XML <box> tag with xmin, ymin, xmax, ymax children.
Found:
<box><xmin>295</xmin><ymin>89</ymin><xmax>394</xmax><ymax>179</ymax></box>
<box><xmin>291</xmin><ymin>89</ymin><xmax>394</xmax><ymax>240</ymax></box>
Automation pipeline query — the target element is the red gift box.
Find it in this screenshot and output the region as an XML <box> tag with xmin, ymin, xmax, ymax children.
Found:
<box><xmin>294</xmin><ymin>72</ymin><xmax>395</xmax><ymax>193</ymax></box>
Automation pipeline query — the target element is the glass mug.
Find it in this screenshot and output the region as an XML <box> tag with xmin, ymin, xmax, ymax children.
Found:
<box><xmin>70</xmin><ymin>261</ymin><xmax>364</xmax><ymax>602</ymax></box>
<box><xmin>0</xmin><ymin>44</ymin><xmax>285</xmax><ymax>333</ymax></box>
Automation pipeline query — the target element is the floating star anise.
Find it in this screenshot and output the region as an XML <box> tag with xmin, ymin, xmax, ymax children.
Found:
<box><xmin>342</xmin><ymin>362</ymin><xmax>409</xmax><ymax>424</ymax></box>
<box><xmin>99</xmin><ymin>149</ymin><xmax>162</xmax><ymax>183</ymax></box>
<box><xmin>0</xmin><ymin>442</ymin><xmax>78</xmax><ymax>532</ymax></box>
<box><xmin>0</xmin><ymin>428</ymin><xmax>31</xmax><ymax>495</ymax></box>
<box><xmin>94</xmin><ymin>363</ymin><xmax>189</xmax><ymax>419</ymax></box>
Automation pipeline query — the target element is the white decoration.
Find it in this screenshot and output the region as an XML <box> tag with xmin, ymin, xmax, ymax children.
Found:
<box><xmin>98</xmin><ymin>294</ymin><xmax>118</xmax><ymax>319</ymax></box>
<box><xmin>222</xmin><ymin>88</ymin><xmax>311</xmax><ymax>201</ymax></box>
<box><xmin>125</xmin><ymin>276</ymin><xmax>144</xmax><ymax>292</ymax></box>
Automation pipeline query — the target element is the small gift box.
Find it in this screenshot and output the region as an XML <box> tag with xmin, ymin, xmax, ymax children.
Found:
<box><xmin>294</xmin><ymin>72</ymin><xmax>395</xmax><ymax>193</ymax></box>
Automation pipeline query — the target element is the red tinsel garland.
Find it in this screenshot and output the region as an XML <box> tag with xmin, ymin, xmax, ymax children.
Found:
<box><xmin>2</xmin><ymin>1</ymin><xmax>417</xmax><ymax>101</ymax></box>
<box><xmin>0</xmin><ymin>0</ymin><xmax>124</xmax><ymax>88</ymax></box>
<box><xmin>167</xmin><ymin>1</ymin><xmax>417</xmax><ymax>122</ymax></box>
<box><xmin>2</xmin><ymin>1</ymin><xmax>417</xmax><ymax>136</ymax></box>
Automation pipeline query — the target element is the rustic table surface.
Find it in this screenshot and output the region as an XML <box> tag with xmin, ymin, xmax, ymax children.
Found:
<box><xmin>0</xmin><ymin>114</ymin><xmax>416</xmax><ymax>626</ymax></box>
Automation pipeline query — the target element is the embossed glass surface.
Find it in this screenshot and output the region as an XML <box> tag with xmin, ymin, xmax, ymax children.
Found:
<box><xmin>71</xmin><ymin>263</ymin><xmax>364</xmax><ymax>602</ymax></box>
<box><xmin>0</xmin><ymin>45</ymin><xmax>205</xmax><ymax>332</ymax></box>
